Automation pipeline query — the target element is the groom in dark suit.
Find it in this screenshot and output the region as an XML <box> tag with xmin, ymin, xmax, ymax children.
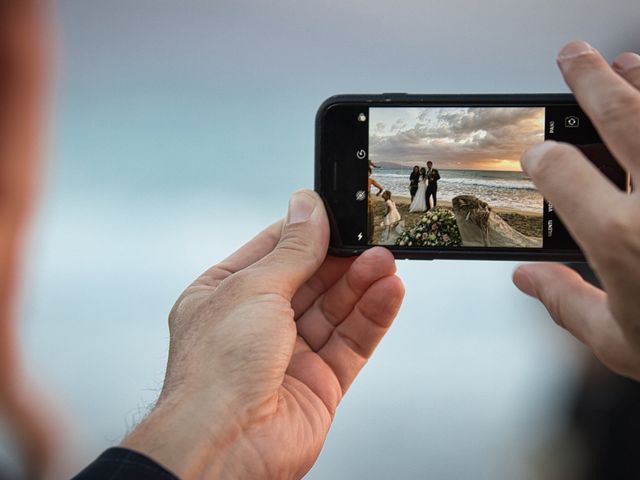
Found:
<box><xmin>425</xmin><ymin>161</ymin><xmax>440</xmax><ymax>210</ymax></box>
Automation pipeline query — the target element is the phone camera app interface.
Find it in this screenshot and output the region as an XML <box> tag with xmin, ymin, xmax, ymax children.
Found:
<box><xmin>365</xmin><ymin>106</ymin><xmax>623</xmax><ymax>250</ymax></box>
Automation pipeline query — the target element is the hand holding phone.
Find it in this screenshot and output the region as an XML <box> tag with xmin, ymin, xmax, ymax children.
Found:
<box><xmin>315</xmin><ymin>40</ymin><xmax>640</xmax><ymax>382</ymax></box>
<box><xmin>514</xmin><ymin>42</ymin><xmax>640</xmax><ymax>381</ymax></box>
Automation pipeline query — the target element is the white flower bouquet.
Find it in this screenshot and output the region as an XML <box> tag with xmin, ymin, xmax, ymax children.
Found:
<box><xmin>395</xmin><ymin>208</ymin><xmax>462</xmax><ymax>247</ymax></box>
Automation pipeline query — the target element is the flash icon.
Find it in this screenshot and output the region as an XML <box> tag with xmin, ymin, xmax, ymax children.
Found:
<box><xmin>357</xmin><ymin>232</ymin><xmax>363</xmax><ymax>241</ymax></box>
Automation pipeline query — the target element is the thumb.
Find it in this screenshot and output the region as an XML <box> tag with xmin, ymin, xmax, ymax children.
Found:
<box><xmin>250</xmin><ymin>189</ymin><xmax>330</xmax><ymax>300</ymax></box>
<box><xmin>513</xmin><ymin>263</ymin><xmax>640</xmax><ymax>379</ymax></box>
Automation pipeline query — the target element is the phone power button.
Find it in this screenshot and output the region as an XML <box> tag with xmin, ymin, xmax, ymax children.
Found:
<box><xmin>381</xmin><ymin>93</ymin><xmax>408</xmax><ymax>101</ymax></box>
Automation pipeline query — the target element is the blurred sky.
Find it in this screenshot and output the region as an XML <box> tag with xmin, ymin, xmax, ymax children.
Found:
<box><xmin>2</xmin><ymin>0</ymin><xmax>638</xmax><ymax>478</ymax></box>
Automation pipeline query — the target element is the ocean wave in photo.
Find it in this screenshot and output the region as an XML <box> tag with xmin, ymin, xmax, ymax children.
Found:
<box><xmin>372</xmin><ymin>168</ymin><xmax>543</xmax><ymax>213</ymax></box>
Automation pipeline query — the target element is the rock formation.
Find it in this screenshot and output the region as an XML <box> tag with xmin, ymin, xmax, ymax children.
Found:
<box><xmin>451</xmin><ymin>195</ymin><xmax>541</xmax><ymax>248</ymax></box>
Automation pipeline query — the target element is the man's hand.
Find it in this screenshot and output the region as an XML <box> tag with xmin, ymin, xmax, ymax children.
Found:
<box><xmin>513</xmin><ymin>41</ymin><xmax>640</xmax><ymax>380</ymax></box>
<box><xmin>122</xmin><ymin>190</ymin><xmax>405</xmax><ymax>479</ymax></box>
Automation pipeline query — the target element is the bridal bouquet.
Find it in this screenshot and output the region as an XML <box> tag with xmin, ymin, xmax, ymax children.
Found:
<box><xmin>395</xmin><ymin>208</ymin><xmax>462</xmax><ymax>247</ymax></box>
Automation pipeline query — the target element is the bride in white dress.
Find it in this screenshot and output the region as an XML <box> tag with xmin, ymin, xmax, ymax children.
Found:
<box><xmin>409</xmin><ymin>168</ymin><xmax>427</xmax><ymax>212</ymax></box>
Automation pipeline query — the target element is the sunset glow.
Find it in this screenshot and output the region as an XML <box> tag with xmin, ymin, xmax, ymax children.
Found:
<box><xmin>369</xmin><ymin>107</ymin><xmax>545</xmax><ymax>172</ymax></box>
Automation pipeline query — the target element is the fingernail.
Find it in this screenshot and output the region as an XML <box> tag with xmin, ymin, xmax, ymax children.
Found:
<box><xmin>520</xmin><ymin>141</ymin><xmax>557</xmax><ymax>174</ymax></box>
<box><xmin>286</xmin><ymin>190</ymin><xmax>316</xmax><ymax>225</ymax></box>
<box><xmin>612</xmin><ymin>52</ymin><xmax>640</xmax><ymax>73</ymax></box>
<box><xmin>513</xmin><ymin>267</ymin><xmax>536</xmax><ymax>297</ymax></box>
<box><xmin>557</xmin><ymin>41</ymin><xmax>594</xmax><ymax>61</ymax></box>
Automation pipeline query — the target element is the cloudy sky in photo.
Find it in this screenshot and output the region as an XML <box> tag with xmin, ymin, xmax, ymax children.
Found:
<box><xmin>369</xmin><ymin>107</ymin><xmax>545</xmax><ymax>171</ymax></box>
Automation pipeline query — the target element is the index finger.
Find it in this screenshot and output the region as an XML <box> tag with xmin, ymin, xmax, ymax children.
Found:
<box><xmin>556</xmin><ymin>41</ymin><xmax>640</xmax><ymax>177</ymax></box>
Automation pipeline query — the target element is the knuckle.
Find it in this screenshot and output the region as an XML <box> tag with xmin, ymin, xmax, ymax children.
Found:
<box><xmin>276</xmin><ymin>233</ymin><xmax>323</xmax><ymax>264</ymax></box>
<box><xmin>601</xmin><ymin>208</ymin><xmax>636</xmax><ymax>246</ymax></box>
<box><xmin>621</xmin><ymin>319</ymin><xmax>640</xmax><ymax>347</ymax></box>
<box><xmin>596</xmin><ymin>89</ymin><xmax>640</xmax><ymax>126</ymax></box>
<box><xmin>528</xmin><ymin>143</ymin><xmax>574</xmax><ymax>181</ymax></box>
<box><xmin>168</xmin><ymin>290</ymin><xmax>194</xmax><ymax>331</ymax></box>
<box><xmin>541</xmin><ymin>293</ymin><xmax>563</xmax><ymax>327</ymax></box>
<box><xmin>591</xmin><ymin>330</ymin><xmax>640</xmax><ymax>380</ymax></box>
<box><xmin>278</xmin><ymin>233</ymin><xmax>310</xmax><ymax>254</ymax></box>
<box><xmin>335</xmin><ymin>328</ymin><xmax>368</xmax><ymax>360</ymax></box>
<box><xmin>602</xmin><ymin>209</ymin><xmax>633</xmax><ymax>237</ymax></box>
<box><xmin>195</xmin><ymin>264</ymin><xmax>233</xmax><ymax>288</ymax></box>
<box><xmin>218</xmin><ymin>269</ymin><xmax>252</xmax><ymax>293</ymax></box>
<box><xmin>625</xmin><ymin>68</ymin><xmax>640</xmax><ymax>88</ymax></box>
<box><xmin>594</xmin><ymin>205</ymin><xmax>640</xmax><ymax>265</ymax></box>
<box><xmin>168</xmin><ymin>298</ymin><xmax>182</xmax><ymax>328</ymax></box>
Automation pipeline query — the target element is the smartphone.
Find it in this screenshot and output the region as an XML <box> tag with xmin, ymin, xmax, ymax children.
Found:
<box><xmin>315</xmin><ymin>94</ymin><xmax>630</xmax><ymax>261</ymax></box>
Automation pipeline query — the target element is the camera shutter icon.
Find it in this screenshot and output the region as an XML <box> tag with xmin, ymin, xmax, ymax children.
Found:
<box><xmin>565</xmin><ymin>116</ymin><xmax>580</xmax><ymax>128</ymax></box>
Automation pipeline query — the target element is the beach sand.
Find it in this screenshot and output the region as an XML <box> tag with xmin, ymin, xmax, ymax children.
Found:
<box><xmin>371</xmin><ymin>195</ymin><xmax>543</xmax><ymax>245</ymax></box>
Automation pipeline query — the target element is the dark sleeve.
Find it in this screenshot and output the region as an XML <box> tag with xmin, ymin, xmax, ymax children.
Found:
<box><xmin>71</xmin><ymin>448</ymin><xmax>179</xmax><ymax>480</ymax></box>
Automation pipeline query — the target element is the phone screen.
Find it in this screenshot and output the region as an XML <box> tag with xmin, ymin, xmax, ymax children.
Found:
<box><xmin>317</xmin><ymin>96</ymin><xmax>629</xmax><ymax>259</ymax></box>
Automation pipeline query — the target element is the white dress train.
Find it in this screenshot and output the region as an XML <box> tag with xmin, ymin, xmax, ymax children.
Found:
<box><xmin>409</xmin><ymin>177</ymin><xmax>427</xmax><ymax>212</ymax></box>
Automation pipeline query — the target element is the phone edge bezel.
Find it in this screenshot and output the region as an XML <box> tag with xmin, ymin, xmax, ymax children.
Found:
<box><xmin>315</xmin><ymin>93</ymin><xmax>588</xmax><ymax>262</ymax></box>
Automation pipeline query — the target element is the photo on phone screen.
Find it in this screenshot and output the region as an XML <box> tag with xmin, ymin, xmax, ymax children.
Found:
<box><xmin>368</xmin><ymin>106</ymin><xmax>545</xmax><ymax>248</ymax></box>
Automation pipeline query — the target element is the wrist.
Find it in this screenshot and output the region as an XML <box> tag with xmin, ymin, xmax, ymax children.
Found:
<box><xmin>121</xmin><ymin>393</ymin><xmax>244</xmax><ymax>479</ymax></box>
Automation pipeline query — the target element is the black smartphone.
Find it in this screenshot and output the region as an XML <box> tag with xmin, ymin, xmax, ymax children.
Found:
<box><xmin>315</xmin><ymin>94</ymin><xmax>630</xmax><ymax>261</ymax></box>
